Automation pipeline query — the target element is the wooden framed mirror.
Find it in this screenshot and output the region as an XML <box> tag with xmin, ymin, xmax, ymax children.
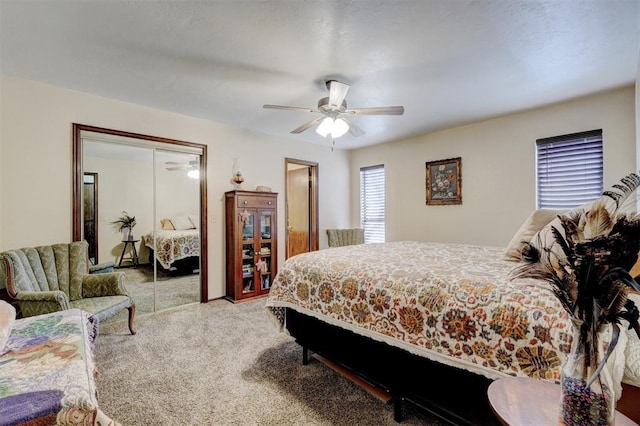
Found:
<box><xmin>72</xmin><ymin>124</ymin><xmax>208</xmax><ymax>305</ymax></box>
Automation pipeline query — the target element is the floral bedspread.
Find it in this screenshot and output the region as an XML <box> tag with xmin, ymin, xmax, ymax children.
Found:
<box><xmin>0</xmin><ymin>308</ymin><xmax>118</xmax><ymax>425</ymax></box>
<box><xmin>266</xmin><ymin>241</ymin><xmax>578</xmax><ymax>382</ymax></box>
<box><xmin>143</xmin><ymin>229</ymin><xmax>200</xmax><ymax>269</ymax></box>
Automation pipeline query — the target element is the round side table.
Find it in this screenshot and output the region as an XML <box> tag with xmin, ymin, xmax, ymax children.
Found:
<box><xmin>487</xmin><ymin>377</ymin><xmax>636</xmax><ymax>426</ymax></box>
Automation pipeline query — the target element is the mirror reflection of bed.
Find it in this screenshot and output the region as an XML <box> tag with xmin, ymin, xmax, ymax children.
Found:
<box><xmin>78</xmin><ymin>127</ymin><xmax>205</xmax><ymax>319</ymax></box>
<box><xmin>139</xmin><ymin>212</ymin><xmax>201</xmax><ymax>311</ymax></box>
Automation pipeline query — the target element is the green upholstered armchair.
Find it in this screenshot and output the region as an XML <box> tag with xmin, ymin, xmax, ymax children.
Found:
<box><xmin>326</xmin><ymin>228</ymin><xmax>365</xmax><ymax>247</ymax></box>
<box><xmin>0</xmin><ymin>241</ymin><xmax>136</xmax><ymax>334</ymax></box>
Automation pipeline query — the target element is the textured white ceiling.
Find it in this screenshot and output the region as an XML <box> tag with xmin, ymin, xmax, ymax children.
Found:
<box><xmin>1</xmin><ymin>1</ymin><xmax>638</xmax><ymax>150</ymax></box>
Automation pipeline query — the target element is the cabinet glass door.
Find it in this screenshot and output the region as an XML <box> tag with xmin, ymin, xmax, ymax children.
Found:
<box><xmin>258</xmin><ymin>212</ymin><xmax>273</xmax><ymax>291</ymax></box>
<box><xmin>241</xmin><ymin>211</ymin><xmax>255</xmax><ymax>294</ymax></box>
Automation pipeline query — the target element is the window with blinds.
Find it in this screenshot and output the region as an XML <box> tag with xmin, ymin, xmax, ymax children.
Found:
<box><xmin>536</xmin><ymin>129</ymin><xmax>603</xmax><ymax>209</ymax></box>
<box><xmin>360</xmin><ymin>165</ymin><xmax>385</xmax><ymax>243</ymax></box>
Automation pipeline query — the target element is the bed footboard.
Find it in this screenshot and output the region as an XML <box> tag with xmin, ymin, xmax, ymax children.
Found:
<box><xmin>286</xmin><ymin>308</ymin><xmax>497</xmax><ymax>425</ymax></box>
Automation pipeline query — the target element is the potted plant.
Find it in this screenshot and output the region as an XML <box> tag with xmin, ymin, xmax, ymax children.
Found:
<box><xmin>111</xmin><ymin>211</ymin><xmax>137</xmax><ymax>240</ymax></box>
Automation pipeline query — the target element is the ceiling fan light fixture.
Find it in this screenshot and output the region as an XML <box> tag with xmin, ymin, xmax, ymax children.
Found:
<box><xmin>264</xmin><ymin>80</ymin><xmax>403</xmax><ymax>138</ymax></box>
<box><xmin>316</xmin><ymin>117</ymin><xmax>334</xmax><ymax>137</ymax></box>
<box><xmin>316</xmin><ymin>116</ymin><xmax>350</xmax><ymax>138</ymax></box>
<box><xmin>331</xmin><ymin>118</ymin><xmax>349</xmax><ymax>138</ymax></box>
<box><xmin>187</xmin><ymin>169</ymin><xmax>200</xmax><ymax>179</ymax></box>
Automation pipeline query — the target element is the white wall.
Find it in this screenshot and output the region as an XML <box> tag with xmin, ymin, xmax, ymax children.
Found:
<box><xmin>350</xmin><ymin>86</ymin><xmax>636</xmax><ymax>247</ymax></box>
<box><xmin>83</xmin><ymin>154</ymin><xmax>154</xmax><ymax>264</ymax></box>
<box><xmin>0</xmin><ymin>75</ymin><xmax>3</xmax><ymax>247</ymax></box>
<box><xmin>156</xmin><ymin>166</ymin><xmax>200</xmax><ymax>222</ymax></box>
<box><xmin>637</xmin><ymin>49</ymin><xmax>640</xmax><ymax>170</ymax></box>
<box><xmin>637</xmin><ymin>10</ymin><xmax>640</xmax><ymax>172</ymax></box>
<box><xmin>0</xmin><ymin>76</ymin><xmax>351</xmax><ymax>299</ymax></box>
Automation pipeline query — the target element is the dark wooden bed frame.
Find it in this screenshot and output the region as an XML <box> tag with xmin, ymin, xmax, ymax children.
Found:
<box><xmin>286</xmin><ymin>308</ymin><xmax>640</xmax><ymax>425</ymax></box>
<box><xmin>147</xmin><ymin>248</ymin><xmax>200</xmax><ymax>274</ymax></box>
<box><xmin>285</xmin><ymin>308</ymin><xmax>498</xmax><ymax>425</ymax></box>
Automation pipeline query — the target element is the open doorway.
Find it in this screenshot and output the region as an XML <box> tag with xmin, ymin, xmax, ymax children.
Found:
<box><xmin>285</xmin><ymin>158</ymin><xmax>319</xmax><ymax>258</ymax></box>
<box><xmin>83</xmin><ymin>172</ymin><xmax>98</xmax><ymax>265</ymax></box>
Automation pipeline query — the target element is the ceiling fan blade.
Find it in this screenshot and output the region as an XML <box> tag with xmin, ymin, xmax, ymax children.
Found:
<box><xmin>166</xmin><ymin>166</ymin><xmax>187</xmax><ymax>171</ymax></box>
<box><xmin>341</xmin><ymin>117</ymin><xmax>366</xmax><ymax>137</ymax></box>
<box><xmin>263</xmin><ymin>104</ymin><xmax>318</xmax><ymax>113</ymax></box>
<box><xmin>291</xmin><ymin>116</ymin><xmax>324</xmax><ymax>134</ymax></box>
<box><xmin>346</xmin><ymin>106</ymin><xmax>405</xmax><ymax>116</ymax></box>
<box><xmin>328</xmin><ymin>81</ymin><xmax>349</xmax><ymax>109</ymax></box>
<box><xmin>165</xmin><ymin>161</ymin><xmax>182</xmax><ymax>165</ymax></box>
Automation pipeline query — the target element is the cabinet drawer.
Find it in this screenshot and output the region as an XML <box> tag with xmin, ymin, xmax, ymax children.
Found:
<box><xmin>237</xmin><ymin>195</ymin><xmax>275</xmax><ymax>208</ymax></box>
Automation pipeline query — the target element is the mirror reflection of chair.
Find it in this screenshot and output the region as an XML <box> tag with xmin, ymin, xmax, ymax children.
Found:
<box><xmin>326</xmin><ymin>228</ymin><xmax>365</xmax><ymax>247</ymax></box>
<box><xmin>0</xmin><ymin>241</ymin><xmax>136</xmax><ymax>334</ymax></box>
<box><xmin>73</xmin><ymin>124</ymin><xmax>208</xmax><ymax>315</ymax></box>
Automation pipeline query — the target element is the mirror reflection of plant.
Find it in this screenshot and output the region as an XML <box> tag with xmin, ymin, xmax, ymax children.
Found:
<box><xmin>111</xmin><ymin>211</ymin><xmax>137</xmax><ymax>233</ymax></box>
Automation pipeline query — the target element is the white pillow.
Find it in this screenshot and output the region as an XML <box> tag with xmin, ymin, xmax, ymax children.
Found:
<box><xmin>0</xmin><ymin>300</ymin><xmax>16</xmax><ymax>355</ymax></box>
<box><xmin>503</xmin><ymin>209</ymin><xmax>564</xmax><ymax>261</ymax></box>
<box><xmin>530</xmin><ymin>215</ymin><xmax>564</xmax><ymax>252</ymax></box>
<box><xmin>528</xmin><ymin>199</ymin><xmax>603</xmax><ymax>257</ymax></box>
<box><xmin>160</xmin><ymin>218</ymin><xmax>175</xmax><ymax>230</ymax></box>
<box><xmin>188</xmin><ymin>214</ymin><xmax>199</xmax><ymax>229</ymax></box>
<box><xmin>170</xmin><ymin>214</ymin><xmax>195</xmax><ymax>230</ymax></box>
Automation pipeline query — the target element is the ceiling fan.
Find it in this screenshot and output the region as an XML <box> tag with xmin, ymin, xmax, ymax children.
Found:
<box><xmin>165</xmin><ymin>160</ymin><xmax>198</xmax><ymax>171</ymax></box>
<box><xmin>263</xmin><ymin>80</ymin><xmax>404</xmax><ymax>138</ymax></box>
<box><xmin>165</xmin><ymin>160</ymin><xmax>200</xmax><ymax>179</ymax></box>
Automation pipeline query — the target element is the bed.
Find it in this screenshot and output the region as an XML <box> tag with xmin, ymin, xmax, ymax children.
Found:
<box><xmin>265</xmin><ymin>241</ymin><xmax>640</xmax><ymax>424</ymax></box>
<box><xmin>142</xmin><ymin>229</ymin><xmax>200</xmax><ymax>270</ymax></box>
<box><xmin>0</xmin><ymin>308</ymin><xmax>118</xmax><ymax>425</ymax></box>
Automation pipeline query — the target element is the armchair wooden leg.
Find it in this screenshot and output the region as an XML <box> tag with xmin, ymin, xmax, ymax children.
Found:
<box><xmin>127</xmin><ymin>304</ymin><xmax>136</xmax><ymax>335</ymax></box>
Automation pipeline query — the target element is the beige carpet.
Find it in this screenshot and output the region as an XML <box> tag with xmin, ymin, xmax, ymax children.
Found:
<box><xmin>107</xmin><ymin>264</ymin><xmax>199</xmax><ymax>320</ymax></box>
<box><xmin>95</xmin><ymin>299</ymin><xmax>446</xmax><ymax>425</ymax></box>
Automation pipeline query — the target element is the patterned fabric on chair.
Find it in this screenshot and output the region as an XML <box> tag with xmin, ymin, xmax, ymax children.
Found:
<box><xmin>0</xmin><ymin>241</ymin><xmax>136</xmax><ymax>334</ymax></box>
<box><xmin>326</xmin><ymin>228</ymin><xmax>365</xmax><ymax>247</ymax></box>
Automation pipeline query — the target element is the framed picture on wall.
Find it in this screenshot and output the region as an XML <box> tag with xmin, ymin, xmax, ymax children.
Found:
<box><xmin>425</xmin><ymin>157</ymin><xmax>462</xmax><ymax>205</ymax></box>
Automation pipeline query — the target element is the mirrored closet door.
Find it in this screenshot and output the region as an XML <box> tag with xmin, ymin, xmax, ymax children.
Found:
<box><xmin>151</xmin><ymin>149</ymin><xmax>201</xmax><ymax>312</ymax></box>
<box><xmin>73</xmin><ymin>124</ymin><xmax>208</xmax><ymax>317</ymax></box>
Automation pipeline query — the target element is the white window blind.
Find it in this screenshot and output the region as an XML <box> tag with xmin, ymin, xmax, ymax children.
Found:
<box><xmin>360</xmin><ymin>165</ymin><xmax>385</xmax><ymax>243</ymax></box>
<box><xmin>536</xmin><ymin>130</ymin><xmax>603</xmax><ymax>209</ymax></box>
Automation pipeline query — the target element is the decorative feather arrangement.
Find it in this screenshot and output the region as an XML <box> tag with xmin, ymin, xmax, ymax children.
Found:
<box><xmin>511</xmin><ymin>172</ymin><xmax>640</xmax><ymax>387</ymax></box>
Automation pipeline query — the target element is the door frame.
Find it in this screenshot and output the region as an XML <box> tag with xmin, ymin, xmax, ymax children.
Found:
<box><xmin>83</xmin><ymin>172</ymin><xmax>99</xmax><ymax>264</ymax></box>
<box><xmin>284</xmin><ymin>158</ymin><xmax>319</xmax><ymax>258</ymax></box>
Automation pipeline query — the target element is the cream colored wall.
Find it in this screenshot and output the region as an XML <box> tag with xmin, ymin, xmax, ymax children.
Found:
<box><xmin>637</xmin><ymin>13</ymin><xmax>640</xmax><ymax>172</ymax></box>
<box><xmin>637</xmin><ymin>53</ymin><xmax>640</xmax><ymax>170</ymax></box>
<box><xmin>350</xmin><ymin>86</ymin><xmax>636</xmax><ymax>247</ymax></box>
<box><xmin>83</xmin><ymin>155</ymin><xmax>155</xmax><ymax>264</ymax></box>
<box><xmin>0</xmin><ymin>76</ymin><xmax>351</xmax><ymax>299</ymax></box>
<box><xmin>0</xmin><ymin>77</ymin><xmax>3</xmax><ymax>247</ymax></box>
<box><xmin>156</xmin><ymin>167</ymin><xmax>200</xmax><ymax>221</ymax></box>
